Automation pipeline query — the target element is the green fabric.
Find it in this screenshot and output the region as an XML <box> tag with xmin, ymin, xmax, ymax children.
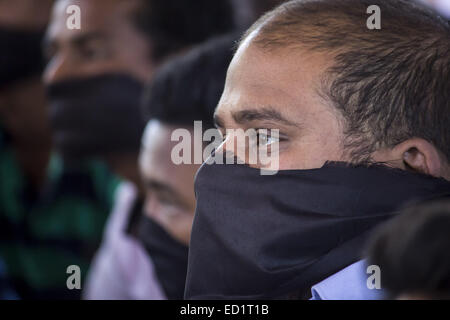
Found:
<box><xmin>0</xmin><ymin>128</ymin><xmax>121</xmax><ymax>299</ymax></box>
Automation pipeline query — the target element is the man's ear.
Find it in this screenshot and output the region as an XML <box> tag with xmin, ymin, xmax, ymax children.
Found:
<box><xmin>391</xmin><ymin>138</ymin><xmax>445</xmax><ymax>177</ymax></box>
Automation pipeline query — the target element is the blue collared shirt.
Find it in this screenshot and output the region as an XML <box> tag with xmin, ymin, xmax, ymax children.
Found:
<box><xmin>0</xmin><ymin>258</ymin><xmax>19</xmax><ymax>300</ymax></box>
<box><xmin>310</xmin><ymin>260</ymin><xmax>385</xmax><ymax>300</ymax></box>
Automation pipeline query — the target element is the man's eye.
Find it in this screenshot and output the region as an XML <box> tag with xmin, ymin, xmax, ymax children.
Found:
<box><xmin>158</xmin><ymin>195</ymin><xmax>177</xmax><ymax>207</ymax></box>
<box><xmin>257</xmin><ymin>130</ymin><xmax>279</xmax><ymax>146</ymax></box>
<box><xmin>80</xmin><ymin>43</ymin><xmax>110</xmax><ymax>61</ymax></box>
<box><xmin>82</xmin><ymin>48</ymin><xmax>106</xmax><ymax>60</ymax></box>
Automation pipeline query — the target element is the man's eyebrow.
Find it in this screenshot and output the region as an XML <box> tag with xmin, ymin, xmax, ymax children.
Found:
<box><xmin>70</xmin><ymin>32</ymin><xmax>107</xmax><ymax>47</ymax></box>
<box><xmin>44</xmin><ymin>31</ymin><xmax>106</xmax><ymax>50</ymax></box>
<box><xmin>232</xmin><ymin>107</ymin><xmax>300</xmax><ymax>127</ymax></box>
<box><xmin>146</xmin><ymin>179</ymin><xmax>189</xmax><ymax>207</ymax></box>
<box><xmin>146</xmin><ymin>180</ymin><xmax>177</xmax><ymax>195</ymax></box>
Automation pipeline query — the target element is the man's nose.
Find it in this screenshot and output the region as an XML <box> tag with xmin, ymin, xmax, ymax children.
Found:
<box><xmin>217</xmin><ymin>132</ymin><xmax>249</xmax><ymax>163</ymax></box>
<box><xmin>144</xmin><ymin>194</ymin><xmax>160</xmax><ymax>220</ymax></box>
<box><xmin>43</xmin><ymin>54</ymin><xmax>78</xmax><ymax>84</ymax></box>
<box><xmin>217</xmin><ymin>134</ymin><xmax>236</xmax><ymax>157</ymax></box>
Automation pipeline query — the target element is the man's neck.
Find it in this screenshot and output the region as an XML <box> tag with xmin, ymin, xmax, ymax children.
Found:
<box><xmin>13</xmin><ymin>135</ymin><xmax>52</xmax><ymax>190</ymax></box>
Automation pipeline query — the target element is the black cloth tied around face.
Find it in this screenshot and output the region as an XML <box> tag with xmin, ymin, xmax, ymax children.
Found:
<box><xmin>46</xmin><ymin>74</ymin><xmax>145</xmax><ymax>161</ymax></box>
<box><xmin>185</xmin><ymin>159</ymin><xmax>450</xmax><ymax>299</ymax></box>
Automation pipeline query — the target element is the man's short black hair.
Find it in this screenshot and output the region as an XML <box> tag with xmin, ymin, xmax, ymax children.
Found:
<box><xmin>142</xmin><ymin>34</ymin><xmax>236</xmax><ymax>129</ymax></box>
<box><xmin>242</xmin><ymin>0</ymin><xmax>450</xmax><ymax>163</ymax></box>
<box><xmin>133</xmin><ymin>0</ymin><xmax>237</xmax><ymax>64</ymax></box>
<box><xmin>366</xmin><ymin>200</ymin><xmax>450</xmax><ymax>299</ymax></box>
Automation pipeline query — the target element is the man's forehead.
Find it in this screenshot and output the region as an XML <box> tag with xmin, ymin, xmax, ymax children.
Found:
<box><xmin>230</xmin><ymin>36</ymin><xmax>330</xmax><ymax>84</ymax></box>
<box><xmin>216</xmin><ymin>85</ymin><xmax>300</xmax><ymax>120</ymax></box>
<box><xmin>142</xmin><ymin>121</ymin><xmax>197</xmax><ymax>160</ymax></box>
<box><xmin>140</xmin><ymin>122</ymin><xmax>198</xmax><ymax>189</ymax></box>
<box><xmin>48</xmin><ymin>0</ymin><xmax>138</xmax><ymax>39</ymax></box>
<box><xmin>220</xmin><ymin>37</ymin><xmax>332</xmax><ymax>123</ymax></box>
<box><xmin>142</xmin><ymin>121</ymin><xmax>175</xmax><ymax>151</ymax></box>
<box><xmin>219</xmin><ymin>64</ymin><xmax>307</xmax><ymax>126</ymax></box>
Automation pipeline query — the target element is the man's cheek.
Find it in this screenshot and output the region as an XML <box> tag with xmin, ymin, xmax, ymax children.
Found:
<box><xmin>277</xmin><ymin>146</ymin><xmax>313</xmax><ymax>170</ymax></box>
<box><xmin>173</xmin><ymin>214</ymin><xmax>195</xmax><ymax>245</ymax></box>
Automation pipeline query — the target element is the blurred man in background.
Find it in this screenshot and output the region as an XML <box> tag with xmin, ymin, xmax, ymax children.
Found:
<box><xmin>232</xmin><ymin>0</ymin><xmax>288</xmax><ymax>28</ymax></box>
<box><xmin>185</xmin><ymin>0</ymin><xmax>450</xmax><ymax>299</ymax></box>
<box><xmin>367</xmin><ymin>200</ymin><xmax>450</xmax><ymax>300</ymax></box>
<box><xmin>0</xmin><ymin>0</ymin><xmax>110</xmax><ymax>300</ymax></box>
<box><xmin>84</xmin><ymin>35</ymin><xmax>235</xmax><ymax>299</ymax></box>
<box><xmin>43</xmin><ymin>0</ymin><xmax>236</xmax><ymax>299</ymax></box>
<box><xmin>44</xmin><ymin>0</ymin><xmax>235</xmax><ymax>186</ymax></box>
<box><xmin>250</xmin><ymin>0</ymin><xmax>290</xmax><ymax>17</ymax></box>
<box><xmin>0</xmin><ymin>0</ymin><xmax>235</xmax><ymax>300</ymax></box>
<box><xmin>0</xmin><ymin>0</ymin><xmax>52</xmax><ymax>195</ymax></box>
